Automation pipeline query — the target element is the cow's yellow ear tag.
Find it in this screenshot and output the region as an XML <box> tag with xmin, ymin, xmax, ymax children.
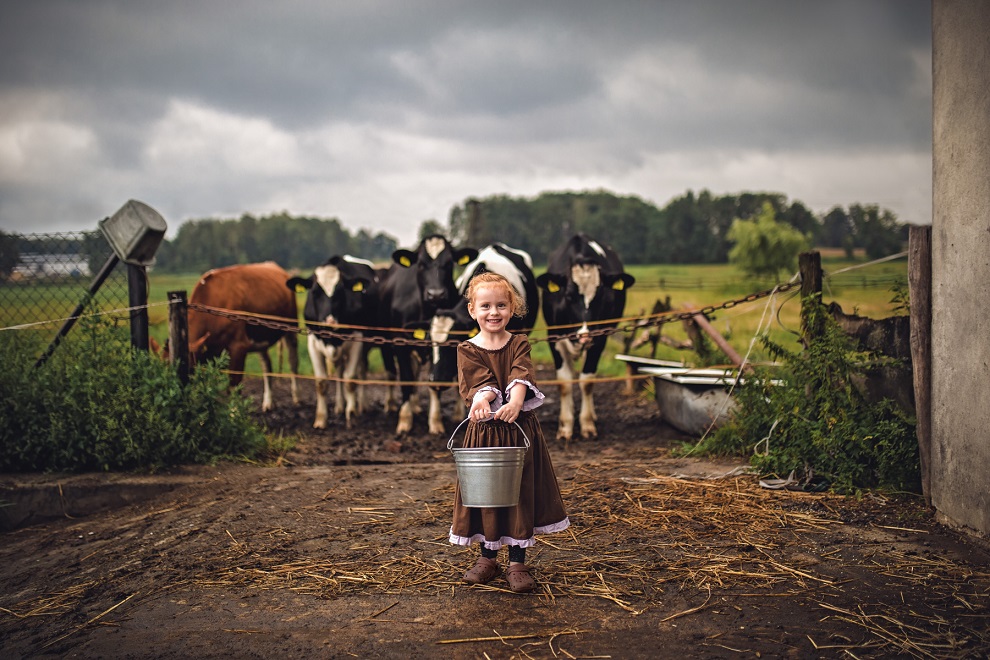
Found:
<box><xmin>413</xmin><ymin>329</ymin><xmax>427</xmax><ymax>340</ymax></box>
<box><xmin>295</xmin><ymin>284</ymin><xmax>305</xmax><ymax>293</ymax></box>
<box><xmin>399</xmin><ymin>256</ymin><xmax>412</xmax><ymax>267</ymax></box>
<box><xmin>352</xmin><ymin>282</ymin><xmax>364</xmax><ymax>292</ymax></box>
<box><xmin>548</xmin><ymin>281</ymin><xmax>560</xmax><ymax>293</ymax></box>
<box><xmin>458</xmin><ymin>255</ymin><xmax>471</xmax><ymax>266</ymax></box>
<box><xmin>469</xmin><ymin>328</ymin><xmax>479</xmax><ymax>338</ymax></box>
<box><xmin>612</xmin><ymin>280</ymin><xmax>625</xmax><ymax>291</ymax></box>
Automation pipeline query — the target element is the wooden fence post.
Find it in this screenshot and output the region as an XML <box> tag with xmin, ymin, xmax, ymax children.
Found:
<box><xmin>127</xmin><ymin>263</ymin><xmax>149</xmax><ymax>351</ymax></box>
<box><xmin>799</xmin><ymin>251</ymin><xmax>823</xmax><ymax>341</ymax></box>
<box><xmin>168</xmin><ymin>290</ymin><xmax>190</xmax><ymax>385</ymax></box>
<box><xmin>909</xmin><ymin>225</ymin><xmax>932</xmax><ymax>505</ymax></box>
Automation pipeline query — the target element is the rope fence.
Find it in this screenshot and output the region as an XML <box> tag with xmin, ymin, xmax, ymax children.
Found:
<box><xmin>1</xmin><ymin>251</ymin><xmax>908</xmax><ymax>389</ymax></box>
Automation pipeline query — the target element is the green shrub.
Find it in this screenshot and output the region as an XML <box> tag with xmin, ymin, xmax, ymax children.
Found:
<box><xmin>0</xmin><ymin>315</ymin><xmax>265</xmax><ymax>472</ymax></box>
<box><xmin>693</xmin><ymin>297</ymin><xmax>919</xmax><ymax>494</ymax></box>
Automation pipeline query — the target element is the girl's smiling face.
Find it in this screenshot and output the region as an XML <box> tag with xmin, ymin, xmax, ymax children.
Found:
<box><xmin>468</xmin><ymin>284</ymin><xmax>513</xmax><ymax>335</ymax></box>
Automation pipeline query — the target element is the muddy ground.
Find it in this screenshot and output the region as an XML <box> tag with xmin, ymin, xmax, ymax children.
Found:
<box><xmin>1</xmin><ymin>366</ymin><xmax>989</xmax><ymax>659</ymax></box>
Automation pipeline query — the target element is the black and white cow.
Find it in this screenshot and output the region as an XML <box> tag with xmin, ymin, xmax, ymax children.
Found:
<box><xmin>426</xmin><ymin>243</ymin><xmax>539</xmax><ymax>434</ymax></box>
<box><xmin>536</xmin><ymin>233</ymin><xmax>635</xmax><ymax>440</ymax></box>
<box><xmin>287</xmin><ymin>255</ymin><xmax>378</xmax><ymax>429</ymax></box>
<box><xmin>376</xmin><ymin>235</ymin><xmax>477</xmax><ymax>436</ymax></box>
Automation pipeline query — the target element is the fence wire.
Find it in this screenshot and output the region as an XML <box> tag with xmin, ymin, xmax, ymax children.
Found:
<box><xmin>0</xmin><ymin>230</ymin><xmax>130</xmax><ymax>353</ymax></box>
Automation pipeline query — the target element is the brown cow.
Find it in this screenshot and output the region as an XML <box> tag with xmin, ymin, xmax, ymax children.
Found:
<box><xmin>187</xmin><ymin>261</ymin><xmax>300</xmax><ymax>411</ymax></box>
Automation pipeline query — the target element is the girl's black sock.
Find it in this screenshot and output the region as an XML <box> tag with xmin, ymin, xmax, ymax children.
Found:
<box><xmin>480</xmin><ymin>546</ymin><xmax>498</xmax><ymax>560</ymax></box>
<box><xmin>508</xmin><ymin>546</ymin><xmax>526</xmax><ymax>564</ymax></box>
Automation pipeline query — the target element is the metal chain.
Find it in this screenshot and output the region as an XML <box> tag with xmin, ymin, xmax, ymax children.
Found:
<box><xmin>187</xmin><ymin>279</ymin><xmax>803</xmax><ymax>348</ymax></box>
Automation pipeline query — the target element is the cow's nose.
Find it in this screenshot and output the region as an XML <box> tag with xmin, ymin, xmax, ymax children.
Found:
<box><xmin>424</xmin><ymin>288</ymin><xmax>447</xmax><ymax>303</ymax></box>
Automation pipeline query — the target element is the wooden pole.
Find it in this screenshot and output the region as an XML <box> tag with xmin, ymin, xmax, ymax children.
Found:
<box><xmin>799</xmin><ymin>251</ymin><xmax>824</xmax><ymax>342</ymax></box>
<box><xmin>909</xmin><ymin>225</ymin><xmax>932</xmax><ymax>505</ymax></box>
<box><xmin>168</xmin><ymin>290</ymin><xmax>190</xmax><ymax>385</ymax></box>
<box><xmin>691</xmin><ymin>312</ymin><xmax>746</xmax><ymax>368</ymax></box>
<box><xmin>127</xmin><ymin>263</ymin><xmax>149</xmax><ymax>351</ymax></box>
<box><xmin>35</xmin><ymin>253</ymin><xmax>120</xmax><ymax>368</ymax></box>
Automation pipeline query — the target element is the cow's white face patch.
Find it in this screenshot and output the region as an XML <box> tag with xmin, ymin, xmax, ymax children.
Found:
<box><xmin>571</xmin><ymin>264</ymin><xmax>601</xmax><ymax>307</ymax></box>
<box><xmin>424</xmin><ymin>237</ymin><xmax>446</xmax><ymax>260</ymax></box>
<box><xmin>314</xmin><ymin>264</ymin><xmax>340</xmax><ymax>297</ymax></box>
<box><xmin>430</xmin><ymin>315</ymin><xmax>454</xmax><ymax>364</ymax></box>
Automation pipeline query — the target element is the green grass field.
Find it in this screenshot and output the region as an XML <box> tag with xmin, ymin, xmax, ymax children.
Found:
<box><xmin>140</xmin><ymin>251</ymin><xmax>908</xmax><ymax>379</ymax></box>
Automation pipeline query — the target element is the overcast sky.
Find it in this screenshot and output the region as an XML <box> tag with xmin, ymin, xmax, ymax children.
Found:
<box><xmin>0</xmin><ymin>1</ymin><xmax>931</xmax><ymax>247</ymax></box>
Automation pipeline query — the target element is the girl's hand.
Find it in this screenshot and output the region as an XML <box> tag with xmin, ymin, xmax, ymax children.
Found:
<box><xmin>470</xmin><ymin>394</ymin><xmax>492</xmax><ymax>421</ymax></box>
<box><xmin>494</xmin><ymin>402</ymin><xmax>522</xmax><ymax>424</ymax></box>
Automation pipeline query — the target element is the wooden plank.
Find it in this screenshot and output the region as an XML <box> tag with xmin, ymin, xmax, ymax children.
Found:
<box><xmin>909</xmin><ymin>225</ymin><xmax>932</xmax><ymax>505</ymax></box>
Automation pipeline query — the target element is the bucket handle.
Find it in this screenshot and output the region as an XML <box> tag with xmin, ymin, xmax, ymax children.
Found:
<box><xmin>446</xmin><ymin>415</ymin><xmax>531</xmax><ymax>451</ymax></box>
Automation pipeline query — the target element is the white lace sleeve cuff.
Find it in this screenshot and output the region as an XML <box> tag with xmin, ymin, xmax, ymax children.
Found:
<box><xmin>475</xmin><ymin>386</ymin><xmax>503</xmax><ymax>412</ymax></box>
<box><xmin>506</xmin><ymin>379</ymin><xmax>545</xmax><ymax>411</ymax></box>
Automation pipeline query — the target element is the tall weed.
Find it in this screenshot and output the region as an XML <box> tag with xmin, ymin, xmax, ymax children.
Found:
<box><xmin>0</xmin><ymin>315</ymin><xmax>265</xmax><ymax>472</ymax></box>
<box><xmin>696</xmin><ymin>297</ymin><xmax>919</xmax><ymax>494</ymax></box>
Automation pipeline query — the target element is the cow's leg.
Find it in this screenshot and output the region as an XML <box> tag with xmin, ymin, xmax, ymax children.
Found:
<box><xmin>428</xmin><ymin>386</ymin><xmax>445</xmax><ymax>435</ymax></box>
<box><xmin>255</xmin><ymin>350</ymin><xmax>275</xmax><ymax>412</ymax></box>
<box><xmin>308</xmin><ymin>335</ymin><xmax>333</xmax><ymax>429</ymax></box>
<box><xmin>554</xmin><ymin>338</ymin><xmax>581</xmax><ymax>441</ymax></box>
<box><xmin>340</xmin><ymin>340</ymin><xmax>365</xmax><ymax>429</ymax></box>
<box><xmin>579</xmin><ymin>372</ymin><xmax>598</xmax><ymax>438</ymax></box>
<box><xmin>578</xmin><ymin>336</ymin><xmax>607</xmax><ymax>438</ymax></box>
<box><xmin>332</xmin><ymin>347</ymin><xmax>346</xmax><ymax>416</ymax></box>
<box><xmin>380</xmin><ymin>346</ymin><xmax>398</xmax><ymax>413</ymax></box>
<box><xmin>556</xmin><ymin>368</ymin><xmax>575</xmax><ymax>441</ymax></box>
<box><xmin>355</xmin><ymin>343</ymin><xmax>369</xmax><ymax>416</ymax></box>
<box><xmin>395</xmin><ymin>348</ymin><xmax>416</xmax><ymax>436</ymax></box>
<box><xmin>285</xmin><ymin>335</ymin><xmax>300</xmax><ymax>406</ymax></box>
<box><xmin>409</xmin><ymin>350</ymin><xmax>424</xmax><ymax>415</ymax></box>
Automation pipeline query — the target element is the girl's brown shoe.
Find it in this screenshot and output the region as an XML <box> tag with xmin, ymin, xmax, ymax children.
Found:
<box><xmin>463</xmin><ymin>557</ymin><xmax>500</xmax><ymax>585</ymax></box>
<box><xmin>505</xmin><ymin>563</ymin><xmax>535</xmax><ymax>593</ymax></box>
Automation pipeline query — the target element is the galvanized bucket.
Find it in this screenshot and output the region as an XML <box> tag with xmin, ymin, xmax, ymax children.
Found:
<box><xmin>447</xmin><ymin>417</ymin><xmax>531</xmax><ymax>508</ymax></box>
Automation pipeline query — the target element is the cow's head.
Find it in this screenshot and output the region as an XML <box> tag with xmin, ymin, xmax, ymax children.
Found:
<box><xmin>393</xmin><ymin>235</ymin><xmax>477</xmax><ymax>314</ymax></box>
<box><xmin>426</xmin><ymin>303</ymin><xmax>477</xmax><ymax>385</ymax></box>
<box><xmin>289</xmin><ymin>255</ymin><xmax>376</xmax><ymax>330</ymax></box>
<box><xmin>160</xmin><ymin>333</ymin><xmax>213</xmax><ymax>366</ymax></box>
<box><xmin>537</xmin><ymin>255</ymin><xmax>634</xmax><ymax>345</ymax></box>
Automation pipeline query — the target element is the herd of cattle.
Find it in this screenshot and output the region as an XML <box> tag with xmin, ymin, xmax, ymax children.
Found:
<box><xmin>181</xmin><ymin>233</ymin><xmax>635</xmax><ymax>441</ymax></box>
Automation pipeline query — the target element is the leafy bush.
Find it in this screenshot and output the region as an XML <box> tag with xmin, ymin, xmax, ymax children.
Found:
<box><xmin>0</xmin><ymin>315</ymin><xmax>266</xmax><ymax>472</ymax></box>
<box><xmin>693</xmin><ymin>297</ymin><xmax>919</xmax><ymax>494</ymax></box>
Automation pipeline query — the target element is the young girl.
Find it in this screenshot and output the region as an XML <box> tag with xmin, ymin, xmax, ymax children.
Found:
<box><xmin>449</xmin><ymin>272</ymin><xmax>570</xmax><ymax>593</ymax></box>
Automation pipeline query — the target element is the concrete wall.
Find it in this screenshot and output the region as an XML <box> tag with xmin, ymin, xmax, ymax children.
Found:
<box><xmin>931</xmin><ymin>0</ymin><xmax>990</xmax><ymax>537</ymax></box>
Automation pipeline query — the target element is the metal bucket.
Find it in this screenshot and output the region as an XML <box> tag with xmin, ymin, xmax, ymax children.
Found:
<box><xmin>447</xmin><ymin>417</ymin><xmax>531</xmax><ymax>508</ymax></box>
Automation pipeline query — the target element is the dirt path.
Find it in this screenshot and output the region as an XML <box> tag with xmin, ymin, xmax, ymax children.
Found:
<box><xmin>1</xmin><ymin>371</ymin><xmax>988</xmax><ymax>658</ymax></box>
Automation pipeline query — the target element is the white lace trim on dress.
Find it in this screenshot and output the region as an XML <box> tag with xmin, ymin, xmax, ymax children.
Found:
<box><xmin>448</xmin><ymin>517</ymin><xmax>570</xmax><ymax>549</ymax></box>
<box><xmin>475</xmin><ymin>386</ymin><xmax>503</xmax><ymax>412</ymax></box>
<box><xmin>506</xmin><ymin>378</ymin><xmax>544</xmax><ymax>411</ymax></box>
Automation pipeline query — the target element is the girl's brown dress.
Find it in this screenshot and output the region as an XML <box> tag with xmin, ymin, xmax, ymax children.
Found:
<box><xmin>449</xmin><ymin>334</ymin><xmax>569</xmax><ymax>549</ymax></box>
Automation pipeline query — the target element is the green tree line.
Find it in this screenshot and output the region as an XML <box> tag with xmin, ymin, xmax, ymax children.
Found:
<box><xmin>143</xmin><ymin>188</ymin><xmax>907</xmax><ymax>273</ymax></box>
<box><xmin>153</xmin><ymin>212</ymin><xmax>399</xmax><ymax>274</ymax></box>
<box><xmin>446</xmin><ymin>189</ymin><xmax>908</xmax><ymax>265</ymax></box>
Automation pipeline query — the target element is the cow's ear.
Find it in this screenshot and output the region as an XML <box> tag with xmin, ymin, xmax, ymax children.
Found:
<box><xmin>393</xmin><ymin>249</ymin><xmax>418</xmax><ymax>268</ymax></box>
<box><xmin>536</xmin><ymin>272</ymin><xmax>565</xmax><ymax>293</ymax></box>
<box><xmin>404</xmin><ymin>319</ymin><xmax>430</xmax><ymax>341</ymax></box>
<box><xmin>189</xmin><ymin>334</ymin><xmax>209</xmax><ymax>354</ymax></box>
<box><xmin>454</xmin><ymin>247</ymin><xmax>479</xmax><ymax>266</ymax></box>
<box><xmin>605</xmin><ymin>273</ymin><xmax>636</xmax><ymax>291</ymax></box>
<box><xmin>286</xmin><ymin>276</ymin><xmax>314</xmax><ymax>292</ymax></box>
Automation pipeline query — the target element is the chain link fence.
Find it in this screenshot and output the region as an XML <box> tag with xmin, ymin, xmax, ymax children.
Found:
<box><xmin>0</xmin><ymin>230</ymin><xmax>131</xmax><ymax>358</ymax></box>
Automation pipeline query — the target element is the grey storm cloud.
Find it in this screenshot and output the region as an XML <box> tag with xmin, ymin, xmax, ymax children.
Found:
<box><xmin>0</xmin><ymin>0</ymin><xmax>931</xmax><ymax>244</ymax></box>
